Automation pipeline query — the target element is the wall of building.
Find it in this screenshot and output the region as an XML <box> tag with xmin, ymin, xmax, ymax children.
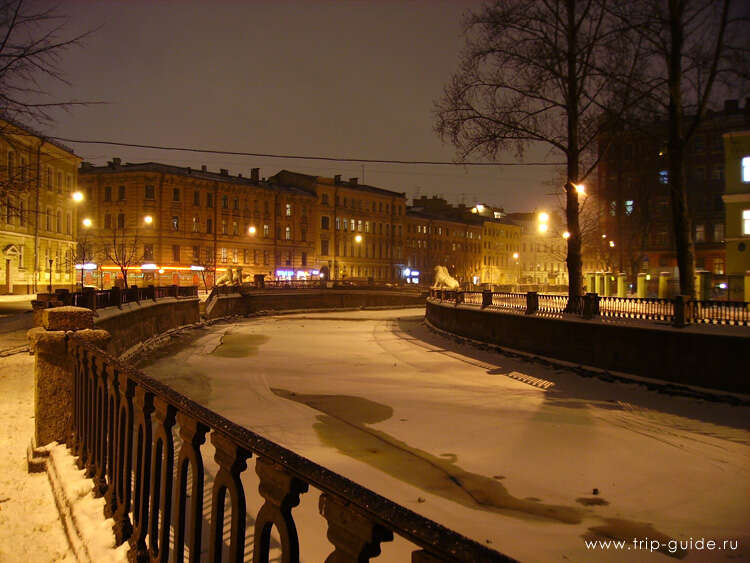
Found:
<box><xmin>723</xmin><ymin>130</ymin><xmax>750</xmax><ymax>286</ymax></box>
<box><xmin>426</xmin><ymin>299</ymin><xmax>750</xmax><ymax>394</ymax></box>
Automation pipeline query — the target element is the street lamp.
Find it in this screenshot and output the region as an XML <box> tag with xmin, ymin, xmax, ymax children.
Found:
<box><xmin>574</xmin><ymin>183</ymin><xmax>585</xmax><ymax>195</ymax></box>
<box><xmin>354</xmin><ymin>234</ymin><xmax>363</xmax><ymax>243</ymax></box>
<box><xmin>82</xmin><ymin>217</ymin><xmax>92</xmax><ymax>228</ymax></box>
<box><xmin>48</xmin><ymin>258</ymin><xmax>53</xmax><ymax>293</ymax></box>
<box><xmin>143</xmin><ymin>215</ymin><xmax>153</xmax><ymax>225</ymax></box>
<box><xmin>562</xmin><ymin>231</ymin><xmax>571</xmax><ymax>239</ymax></box>
<box><xmin>248</xmin><ymin>225</ymin><xmax>256</xmax><ymax>235</ymax></box>
<box><xmin>72</xmin><ymin>191</ymin><xmax>84</xmax><ymax>202</ymax></box>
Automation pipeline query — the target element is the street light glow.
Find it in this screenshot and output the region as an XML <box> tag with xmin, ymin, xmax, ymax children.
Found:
<box><xmin>354</xmin><ymin>234</ymin><xmax>363</xmax><ymax>243</ymax></box>
<box><xmin>538</xmin><ymin>223</ymin><xmax>548</xmax><ymax>233</ymax></box>
<box><xmin>143</xmin><ymin>215</ymin><xmax>153</xmax><ymax>224</ymax></box>
<box><xmin>609</xmin><ymin>240</ymin><xmax>615</xmax><ymax>247</ymax></box>
<box><xmin>562</xmin><ymin>231</ymin><xmax>571</xmax><ymax>239</ymax></box>
<box><xmin>538</xmin><ymin>212</ymin><xmax>549</xmax><ymax>222</ymax></box>
<box><xmin>72</xmin><ymin>191</ymin><xmax>84</xmax><ymax>202</ymax></box>
<box><xmin>575</xmin><ymin>184</ymin><xmax>585</xmax><ymax>195</ymax></box>
<box><xmin>512</xmin><ymin>252</ymin><xmax>519</xmax><ymax>260</ymax></box>
<box><xmin>248</xmin><ymin>226</ymin><xmax>256</xmax><ymax>235</ymax></box>
<box><xmin>82</xmin><ymin>217</ymin><xmax>92</xmax><ymax>228</ymax></box>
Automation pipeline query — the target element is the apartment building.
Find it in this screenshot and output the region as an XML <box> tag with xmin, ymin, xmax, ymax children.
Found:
<box><xmin>0</xmin><ymin>118</ymin><xmax>81</xmax><ymax>294</ymax></box>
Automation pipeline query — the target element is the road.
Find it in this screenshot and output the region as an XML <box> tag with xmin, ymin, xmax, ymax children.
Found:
<box><xmin>139</xmin><ymin>308</ymin><xmax>750</xmax><ymax>562</ymax></box>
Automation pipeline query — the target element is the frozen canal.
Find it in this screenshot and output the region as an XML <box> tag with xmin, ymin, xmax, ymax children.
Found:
<box><xmin>140</xmin><ymin>308</ymin><xmax>750</xmax><ymax>561</ymax></box>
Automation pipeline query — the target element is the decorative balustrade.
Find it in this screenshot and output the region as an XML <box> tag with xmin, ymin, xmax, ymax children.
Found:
<box><xmin>68</xmin><ymin>333</ymin><xmax>512</xmax><ymax>562</ymax></box>
<box><xmin>428</xmin><ymin>289</ymin><xmax>749</xmax><ymax>328</ymax></box>
<box><xmin>69</xmin><ymin>285</ymin><xmax>198</xmax><ymax>310</ymax></box>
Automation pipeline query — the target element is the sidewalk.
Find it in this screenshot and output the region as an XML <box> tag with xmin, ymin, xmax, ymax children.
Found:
<box><xmin>0</xmin><ymin>331</ymin><xmax>126</xmax><ymax>563</ymax></box>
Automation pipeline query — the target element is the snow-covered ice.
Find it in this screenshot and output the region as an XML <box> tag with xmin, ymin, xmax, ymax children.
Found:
<box><xmin>138</xmin><ymin>308</ymin><xmax>750</xmax><ymax>561</ymax></box>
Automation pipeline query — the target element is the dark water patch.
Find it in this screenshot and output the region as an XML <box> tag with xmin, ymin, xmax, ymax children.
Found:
<box><xmin>272</xmin><ymin>388</ymin><xmax>582</xmax><ymax>524</ymax></box>
<box><xmin>576</xmin><ymin>497</ymin><xmax>609</xmax><ymax>506</ymax></box>
<box><xmin>583</xmin><ymin>518</ymin><xmax>687</xmax><ymax>559</ymax></box>
<box><xmin>211</xmin><ymin>331</ymin><xmax>270</xmax><ymax>358</ymax></box>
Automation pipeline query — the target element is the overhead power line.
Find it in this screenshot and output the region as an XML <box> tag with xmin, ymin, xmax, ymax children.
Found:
<box><xmin>46</xmin><ymin>136</ymin><xmax>565</xmax><ymax>167</ymax></box>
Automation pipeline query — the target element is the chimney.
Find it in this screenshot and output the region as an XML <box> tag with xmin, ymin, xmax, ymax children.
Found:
<box><xmin>187</xmin><ymin>167</ymin><xmax>192</xmax><ymax>174</ymax></box>
<box><xmin>334</xmin><ymin>174</ymin><xmax>341</xmax><ymax>185</ymax></box>
<box><xmin>349</xmin><ymin>177</ymin><xmax>358</xmax><ymax>186</ymax></box>
<box><xmin>201</xmin><ymin>165</ymin><xmax>207</xmax><ymax>172</ymax></box>
<box><xmin>220</xmin><ymin>168</ymin><xmax>229</xmax><ymax>176</ymax></box>
<box><xmin>724</xmin><ymin>99</ymin><xmax>739</xmax><ymax>113</ymax></box>
<box><xmin>113</xmin><ymin>157</ymin><xmax>121</xmax><ymax>166</ymax></box>
<box><xmin>237</xmin><ymin>173</ymin><xmax>243</xmax><ymax>178</ymax></box>
<box><xmin>80</xmin><ymin>162</ymin><xmax>93</xmax><ymax>170</ymax></box>
<box><xmin>251</xmin><ymin>168</ymin><xmax>260</xmax><ymax>182</ymax></box>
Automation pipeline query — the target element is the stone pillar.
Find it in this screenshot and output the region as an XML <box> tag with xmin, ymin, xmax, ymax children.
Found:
<box><xmin>745</xmin><ymin>271</ymin><xmax>750</xmax><ymax>303</ymax></box>
<box><xmin>617</xmin><ymin>273</ymin><xmax>627</xmax><ymax>297</ymax></box>
<box><xmin>636</xmin><ymin>273</ymin><xmax>647</xmax><ymax>298</ymax></box>
<box><xmin>602</xmin><ymin>272</ymin><xmax>613</xmax><ymax>297</ymax></box>
<box><xmin>585</xmin><ymin>273</ymin><xmax>596</xmax><ymax>294</ymax></box>
<box><xmin>594</xmin><ymin>273</ymin><xmax>604</xmax><ymax>295</ymax></box>
<box><xmin>27</xmin><ymin>307</ymin><xmax>110</xmax><ymax>451</ymax></box>
<box><xmin>658</xmin><ymin>272</ymin><xmax>670</xmax><ymax>299</ymax></box>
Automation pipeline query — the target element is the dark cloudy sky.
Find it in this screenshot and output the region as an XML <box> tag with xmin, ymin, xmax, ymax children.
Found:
<box><xmin>43</xmin><ymin>0</ymin><xmax>560</xmax><ymax>212</ymax></box>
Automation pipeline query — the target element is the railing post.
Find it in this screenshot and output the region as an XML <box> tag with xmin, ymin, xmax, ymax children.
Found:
<box><xmin>455</xmin><ymin>291</ymin><xmax>464</xmax><ymax>305</ymax></box>
<box><xmin>636</xmin><ymin>272</ymin><xmax>647</xmax><ymax>298</ymax></box>
<box><xmin>253</xmin><ymin>457</ymin><xmax>309</xmax><ymax>562</ymax></box>
<box><xmin>319</xmin><ymin>493</ymin><xmax>393</xmax><ymax>561</ymax></box>
<box><xmin>26</xmin><ymin>307</ymin><xmax>110</xmax><ymax>470</ymax></box>
<box><xmin>672</xmin><ymin>294</ymin><xmax>687</xmax><ymax>328</ymax></box>
<box><xmin>525</xmin><ymin>291</ymin><xmax>538</xmax><ymax>315</ymax></box>
<box><xmin>481</xmin><ymin>289</ymin><xmax>492</xmax><ymax>308</ymax></box>
<box><xmin>582</xmin><ymin>292</ymin><xmax>600</xmax><ymax>319</ymax></box>
<box><xmin>111</xmin><ymin>286</ymin><xmax>122</xmax><ymax>309</ymax></box>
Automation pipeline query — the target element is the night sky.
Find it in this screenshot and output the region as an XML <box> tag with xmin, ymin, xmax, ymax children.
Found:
<box><xmin>43</xmin><ymin>1</ymin><xmax>559</xmax><ymax>212</ymax></box>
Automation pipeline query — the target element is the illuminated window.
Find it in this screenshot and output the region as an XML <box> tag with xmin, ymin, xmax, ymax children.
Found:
<box><xmin>743</xmin><ymin>209</ymin><xmax>750</xmax><ymax>236</ymax></box>
<box><xmin>263</xmin><ymin>224</ymin><xmax>270</xmax><ymax>238</ymax></box>
<box><xmin>713</xmin><ymin>223</ymin><xmax>723</xmax><ymax>241</ymax></box>
<box><xmin>285</xmin><ymin>203</ymin><xmax>292</xmax><ymax>216</ymax></box>
<box><xmin>659</xmin><ymin>170</ymin><xmax>669</xmax><ymax>184</ymax></box>
<box><xmin>285</xmin><ymin>226</ymin><xmax>291</xmax><ymax>240</ymax></box>
<box><xmin>743</xmin><ymin>157</ymin><xmax>750</xmax><ymax>182</ymax></box>
<box><xmin>625</xmin><ymin>200</ymin><xmax>634</xmax><ymax>215</ymax></box>
<box><xmin>694</xmin><ymin>223</ymin><xmax>705</xmax><ymax>242</ymax></box>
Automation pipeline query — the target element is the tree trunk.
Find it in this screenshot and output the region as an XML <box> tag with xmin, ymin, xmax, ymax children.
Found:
<box><xmin>668</xmin><ymin>0</ymin><xmax>696</xmax><ymax>297</ymax></box>
<box><xmin>565</xmin><ymin>0</ymin><xmax>584</xmax><ymax>311</ymax></box>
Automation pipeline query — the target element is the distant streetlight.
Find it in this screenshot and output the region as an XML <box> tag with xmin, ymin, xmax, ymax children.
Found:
<box><xmin>601</xmin><ymin>233</ymin><xmax>607</xmax><ymax>238</ymax></box>
<box><xmin>72</xmin><ymin>191</ymin><xmax>84</xmax><ymax>202</ymax></box>
<box><xmin>562</xmin><ymin>231</ymin><xmax>571</xmax><ymax>239</ymax></box>
<box><xmin>538</xmin><ymin>223</ymin><xmax>549</xmax><ymax>233</ymax></box>
<box><xmin>82</xmin><ymin>217</ymin><xmax>92</xmax><ymax>228</ymax></box>
<box><xmin>609</xmin><ymin>240</ymin><xmax>615</xmax><ymax>247</ymax></box>
<box><xmin>538</xmin><ymin>211</ymin><xmax>549</xmax><ymax>223</ymax></box>
<box><xmin>143</xmin><ymin>215</ymin><xmax>153</xmax><ymax>224</ymax></box>
<box><xmin>512</xmin><ymin>252</ymin><xmax>519</xmax><ymax>260</ymax></box>
<box><xmin>354</xmin><ymin>234</ymin><xmax>363</xmax><ymax>243</ymax></box>
<box><xmin>248</xmin><ymin>225</ymin><xmax>256</xmax><ymax>235</ymax></box>
<box><xmin>574</xmin><ymin>183</ymin><xmax>585</xmax><ymax>195</ymax></box>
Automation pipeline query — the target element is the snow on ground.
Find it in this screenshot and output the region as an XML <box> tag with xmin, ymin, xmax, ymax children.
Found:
<box><xmin>0</xmin><ymin>351</ymin><xmax>73</xmax><ymax>563</ymax></box>
<box><xmin>139</xmin><ymin>308</ymin><xmax>750</xmax><ymax>562</ymax></box>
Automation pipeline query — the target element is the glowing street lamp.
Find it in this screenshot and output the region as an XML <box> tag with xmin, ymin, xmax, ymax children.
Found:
<box><xmin>248</xmin><ymin>225</ymin><xmax>256</xmax><ymax>235</ymax></box>
<box><xmin>609</xmin><ymin>240</ymin><xmax>615</xmax><ymax>248</ymax></box>
<box><xmin>562</xmin><ymin>231</ymin><xmax>571</xmax><ymax>239</ymax></box>
<box><xmin>72</xmin><ymin>191</ymin><xmax>84</xmax><ymax>202</ymax></box>
<box><xmin>143</xmin><ymin>215</ymin><xmax>153</xmax><ymax>224</ymax></box>
<box><xmin>512</xmin><ymin>252</ymin><xmax>519</xmax><ymax>260</ymax></box>
<box><xmin>82</xmin><ymin>217</ymin><xmax>92</xmax><ymax>228</ymax></box>
<box><xmin>354</xmin><ymin>234</ymin><xmax>363</xmax><ymax>243</ymax></box>
<box><xmin>538</xmin><ymin>223</ymin><xmax>549</xmax><ymax>233</ymax></box>
<box><xmin>538</xmin><ymin>211</ymin><xmax>549</xmax><ymax>223</ymax></box>
<box><xmin>574</xmin><ymin>183</ymin><xmax>585</xmax><ymax>195</ymax></box>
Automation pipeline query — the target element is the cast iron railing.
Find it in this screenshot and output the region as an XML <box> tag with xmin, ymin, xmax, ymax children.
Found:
<box><xmin>429</xmin><ymin>289</ymin><xmax>750</xmax><ymax>327</ymax></box>
<box><xmin>68</xmin><ymin>333</ymin><xmax>513</xmax><ymax>562</ymax></box>
<box><xmin>68</xmin><ymin>285</ymin><xmax>198</xmax><ymax>310</ymax></box>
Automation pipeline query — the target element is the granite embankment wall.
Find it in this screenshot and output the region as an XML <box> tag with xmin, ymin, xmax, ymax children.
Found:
<box><xmin>426</xmin><ymin>299</ymin><xmax>750</xmax><ymax>394</ymax></box>
<box><xmin>93</xmin><ymin>297</ymin><xmax>200</xmax><ymax>356</ymax></box>
<box><xmin>206</xmin><ymin>289</ymin><xmax>427</xmax><ymax>319</ymax></box>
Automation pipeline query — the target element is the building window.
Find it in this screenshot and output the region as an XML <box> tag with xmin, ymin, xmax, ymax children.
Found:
<box><xmin>232</xmin><ymin>248</ymin><xmax>238</xmax><ymax>263</ymax></box>
<box><xmin>321</xmin><ymin>193</ymin><xmax>328</xmax><ymax>205</ymax></box>
<box><xmin>105</xmin><ymin>213</ymin><xmax>112</xmax><ymax>229</ymax></box>
<box><xmin>118</xmin><ymin>185</ymin><xmax>125</xmax><ymax>200</ymax></box>
<box><xmin>285</xmin><ymin>226</ymin><xmax>291</xmax><ymax>240</ymax></box>
<box><xmin>263</xmin><ymin>224</ymin><xmax>270</xmax><ymax>238</ymax></box>
<box><xmin>713</xmin><ymin>258</ymin><xmax>725</xmax><ymax>275</ymax></box>
<box><xmin>609</xmin><ymin>200</ymin><xmax>617</xmax><ymax>216</ymax></box>
<box><xmin>172</xmin><ymin>188</ymin><xmax>180</xmax><ymax>202</ymax></box>
<box><xmin>743</xmin><ymin>209</ymin><xmax>750</xmax><ymax>236</ymax></box>
<box><xmin>56</xmin><ymin>209</ymin><xmax>61</xmax><ymax>232</ymax></box>
<box><xmin>117</xmin><ymin>213</ymin><xmax>125</xmax><ymax>229</ymax></box>
<box><xmin>145</xmin><ymin>185</ymin><xmax>155</xmax><ymax>199</ymax></box>
<box><xmin>193</xmin><ymin>246</ymin><xmax>200</xmax><ymax>260</ymax></box>
<box><xmin>285</xmin><ymin>203</ymin><xmax>292</xmax><ymax>216</ymax></box>
<box><xmin>172</xmin><ymin>216</ymin><xmax>179</xmax><ymax>231</ymax></box>
<box><xmin>222</xmin><ymin>195</ymin><xmax>228</xmax><ymax>209</ymax></box>
<box><xmin>321</xmin><ymin>216</ymin><xmax>330</xmax><ymax>230</ymax></box>
<box><xmin>56</xmin><ymin>171</ymin><xmax>62</xmax><ymax>192</ymax></box>
<box><xmin>301</xmin><ymin>252</ymin><xmax>307</xmax><ymax>266</ymax></box>
<box><xmin>46</xmin><ymin>167</ymin><xmax>52</xmax><ymax>189</ymax></box>
<box><xmin>624</xmin><ymin>200</ymin><xmax>634</xmax><ymax>215</ymax></box>
<box><xmin>65</xmin><ymin>213</ymin><xmax>71</xmax><ymax>234</ymax></box>
<box><xmin>192</xmin><ymin>217</ymin><xmax>199</xmax><ymax>232</ymax></box>
<box><xmin>232</xmin><ymin>221</ymin><xmax>238</xmax><ymax>235</ymax></box>
<box><xmin>193</xmin><ymin>191</ymin><xmax>200</xmax><ymax>206</ymax></box>
<box><xmin>220</xmin><ymin>247</ymin><xmax>227</xmax><ymax>262</ymax></box>
<box><xmin>7</xmin><ymin>151</ymin><xmax>14</xmax><ymax>178</ymax></box>
<box><xmin>206</xmin><ymin>218</ymin><xmax>213</xmax><ymax>234</ymax></box>
<box><xmin>743</xmin><ymin>157</ymin><xmax>750</xmax><ymax>182</ymax></box>
<box><xmin>207</xmin><ymin>193</ymin><xmax>213</xmax><ymax>208</ymax></box>
<box><xmin>659</xmin><ymin>170</ymin><xmax>669</xmax><ymax>184</ymax></box>
<box><xmin>321</xmin><ymin>239</ymin><xmax>329</xmax><ymax>256</ymax></box>
<box><xmin>104</xmin><ymin>186</ymin><xmax>112</xmax><ymax>201</ymax></box>
<box><xmin>694</xmin><ymin>223</ymin><xmax>705</xmax><ymax>242</ymax></box>
<box><xmin>301</xmin><ymin>227</ymin><xmax>307</xmax><ymax>242</ymax></box>
<box><xmin>144</xmin><ymin>244</ymin><xmax>154</xmax><ymax>260</ymax></box>
<box><xmin>169</xmin><ymin>245</ymin><xmax>178</xmax><ymax>262</ymax></box>
<box><xmin>263</xmin><ymin>250</ymin><xmax>269</xmax><ymax>265</ymax></box>
<box><xmin>713</xmin><ymin>223</ymin><xmax>723</xmax><ymax>241</ymax></box>
<box><xmin>221</xmin><ymin>220</ymin><xmax>227</xmax><ymax>235</ymax></box>
<box><xmin>233</xmin><ymin>198</ymin><xmax>239</xmax><ymax>210</ymax></box>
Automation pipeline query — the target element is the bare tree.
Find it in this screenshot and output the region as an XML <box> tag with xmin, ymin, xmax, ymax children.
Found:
<box><xmin>0</xmin><ymin>0</ymin><xmax>91</xmax><ymax>126</ymax></box>
<box><xmin>435</xmin><ymin>0</ymin><xmax>644</xmax><ymax>309</ymax></box>
<box><xmin>609</xmin><ymin>0</ymin><xmax>749</xmax><ymax>296</ymax></box>
<box><xmin>103</xmin><ymin>225</ymin><xmax>141</xmax><ymax>289</ymax></box>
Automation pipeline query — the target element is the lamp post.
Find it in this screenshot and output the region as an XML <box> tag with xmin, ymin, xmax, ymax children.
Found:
<box><xmin>48</xmin><ymin>259</ymin><xmax>53</xmax><ymax>293</ymax></box>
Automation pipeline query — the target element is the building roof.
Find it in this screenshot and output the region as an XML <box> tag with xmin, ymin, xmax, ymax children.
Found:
<box><xmin>406</xmin><ymin>207</ymin><xmax>483</xmax><ymax>227</ymax></box>
<box><xmin>270</xmin><ymin>170</ymin><xmax>407</xmax><ymax>199</ymax></box>
<box><xmin>79</xmin><ymin>161</ymin><xmax>314</xmax><ymax>198</ymax></box>
<box><xmin>0</xmin><ymin>115</ymin><xmax>78</xmax><ymax>155</ymax></box>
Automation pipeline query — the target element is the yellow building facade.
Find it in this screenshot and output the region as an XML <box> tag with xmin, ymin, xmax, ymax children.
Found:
<box><xmin>0</xmin><ymin>119</ymin><xmax>81</xmax><ymax>294</ymax></box>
